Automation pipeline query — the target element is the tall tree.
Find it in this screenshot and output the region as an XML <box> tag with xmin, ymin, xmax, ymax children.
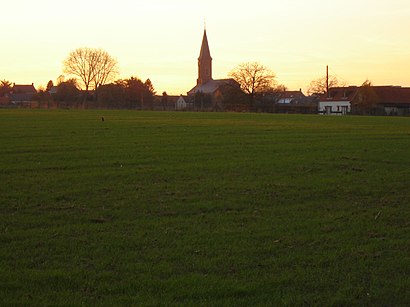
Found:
<box><xmin>63</xmin><ymin>47</ymin><xmax>118</xmax><ymax>100</ymax></box>
<box><xmin>55</xmin><ymin>79</ymin><xmax>80</xmax><ymax>104</ymax></box>
<box><xmin>143</xmin><ymin>79</ymin><xmax>156</xmax><ymax>107</ymax></box>
<box><xmin>46</xmin><ymin>80</ymin><xmax>54</xmax><ymax>91</ymax></box>
<box><xmin>57</xmin><ymin>75</ymin><xmax>65</xmax><ymax>85</ymax></box>
<box><xmin>125</xmin><ymin>77</ymin><xmax>145</xmax><ymax>105</ymax></box>
<box><xmin>353</xmin><ymin>79</ymin><xmax>379</xmax><ymax>114</ymax></box>
<box><xmin>92</xmin><ymin>49</ymin><xmax>119</xmax><ymax>90</ymax></box>
<box><xmin>144</xmin><ymin>79</ymin><xmax>156</xmax><ymax>96</ymax></box>
<box><xmin>229</xmin><ymin>62</ymin><xmax>276</xmax><ymax>106</ymax></box>
<box><xmin>307</xmin><ymin>75</ymin><xmax>342</xmax><ymax>95</ymax></box>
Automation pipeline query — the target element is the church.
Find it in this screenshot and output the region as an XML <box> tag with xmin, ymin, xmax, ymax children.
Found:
<box><xmin>187</xmin><ymin>29</ymin><xmax>241</xmax><ymax>110</ymax></box>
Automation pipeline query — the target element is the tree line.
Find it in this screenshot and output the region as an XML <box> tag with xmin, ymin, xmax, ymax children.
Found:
<box><xmin>47</xmin><ymin>76</ymin><xmax>156</xmax><ymax>109</ymax></box>
<box><xmin>0</xmin><ymin>46</ymin><xmax>375</xmax><ymax>111</ymax></box>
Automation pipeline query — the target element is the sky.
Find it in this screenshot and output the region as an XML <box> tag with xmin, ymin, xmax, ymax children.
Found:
<box><xmin>2</xmin><ymin>0</ymin><xmax>410</xmax><ymax>95</ymax></box>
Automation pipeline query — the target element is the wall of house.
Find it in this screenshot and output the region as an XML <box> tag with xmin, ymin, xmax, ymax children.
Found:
<box><xmin>384</xmin><ymin>106</ymin><xmax>410</xmax><ymax>116</ymax></box>
<box><xmin>278</xmin><ymin>98</ymin><xmax>292</xmax><ymax>104</ymax></box>
<box><xmin>176</xmin><ymin>98</ymin><xmax>187</xmax><ymax>110</ymax></box>
<box><xmin>319</xmin><ymin>101</ymin><xmax>351</xmax><ymax>115</ymax></box>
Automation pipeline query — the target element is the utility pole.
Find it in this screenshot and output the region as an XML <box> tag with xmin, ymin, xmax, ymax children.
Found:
<box><xmin>326</xmin><ymin>65</ymin><xmax>329</xmax><ymax>97</ymax></box>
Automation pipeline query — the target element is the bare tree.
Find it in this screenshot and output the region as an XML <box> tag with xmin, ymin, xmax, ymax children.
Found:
<box><xmin>273</xmin><ymin>84</ymin><xmax>288</xmax><ymax>92</ymax></box>
<box><xmin>352</xmin><ymin>79</ymin><xmax>380</xmax><ymax>114</ymax></box>
<box><xmin>57</xmin><ymin>75</ymin><xmax>65</xmax><ymax>85</ymax></box>
<box><xmin>229</xmin><ymin>62</ymin><xmax>276</xmax><ymax>106</ymax></box>
<box><xmin>63</xmin><ymin>47</ymin><xmax>118</xmax><ymax>100</ymax></box>
<box><xmin>307</xmin><ymin>75</ymin><xmax>343</xmax><ymax>95</ymax></box>
<box><xmin>0</xmin><ymin>80</ymin><xmax>12</xmax><ymax>97</ymax></box>
<box><xmin>92</xmin><ymin>49</ymin><xmax>119</xmax><ymax>90</ymax></box>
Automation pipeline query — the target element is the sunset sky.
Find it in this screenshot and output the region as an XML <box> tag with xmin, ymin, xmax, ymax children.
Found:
<box><xmin>2</xmin><ymin>0</ymin><xmax>410</xmax><ymax>94</ymax></box>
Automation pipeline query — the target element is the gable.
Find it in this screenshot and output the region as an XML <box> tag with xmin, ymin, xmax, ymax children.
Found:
<box><xmin>320</xmin><ymin>86</ymin><xmax>358</xmax><ymax>102</ymax></box>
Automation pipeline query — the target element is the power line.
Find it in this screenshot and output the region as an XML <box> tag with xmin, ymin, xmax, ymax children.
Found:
<box><xmin>328</xmin><ymin>67</ymin><xmax>350</xmax><ymax>85</ymax></box>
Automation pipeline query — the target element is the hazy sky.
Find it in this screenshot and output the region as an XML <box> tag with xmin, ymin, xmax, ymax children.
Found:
<box><xmin>2</xmin><ymin>0</ymin><xmax>410</xmax><ymax>94</ymax></box>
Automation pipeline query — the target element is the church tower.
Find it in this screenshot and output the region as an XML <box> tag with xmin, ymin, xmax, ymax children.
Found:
<box><xmin>197</xmin><ymin>30</ymin><xmax>212</xmax><ymax>85</ymax></box>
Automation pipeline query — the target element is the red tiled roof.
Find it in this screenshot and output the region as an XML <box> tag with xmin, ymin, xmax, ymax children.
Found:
<box><xmin>12</xmin><ymin>84</ymin><xmax>37</xmax><ymax>94</ymax></box>
<box><xmin>372</xmin><ymin>86</ymin><xmax>410</xmax><ymax>105</ymax></box>
<box><xmin>320</xmin><ymin>85</ymin><xmax>410</xmax><ymax>106</ymax></box>
<box><xmin>319</xmin><ymin>86</ymin><xmax>358</xmax><ymax>102</ymax></box>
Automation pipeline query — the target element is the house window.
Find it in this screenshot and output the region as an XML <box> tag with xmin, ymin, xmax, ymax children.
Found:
<box><xmin>341</xmin><ymin>106</ymin><xmax>348</xmax><ymax>114</ymax></box>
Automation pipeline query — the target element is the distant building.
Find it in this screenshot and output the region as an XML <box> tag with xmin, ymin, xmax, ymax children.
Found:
<box><xmin>256</xmin><ymin>89</ymin><xmax>316</xmax><ymax>114</ymax></box>
<box><xmin>10</xmin><ymin>83</ymin><xmax>37</xmax><ymax>104</ymax></box>
<box><xmin>319</xmin><ymin>85</ymin><xmax>410</xmax><ymax>116</ymax></box>
<box><xmin>187</xmin><ymin>30</ymin><xmax>241</xmax><ymax>110</ymax></box>
<box><xmin>175</xmin><ymin>95</ymin><xmax>193</xmax><ymax>110</ymax></box>
<box><xmin>48</xmin><ymin>86</ymin><xmax>58</xmax><ymax>96</ymax></box>
<box><xmin>277</xmin><ymin>90</ymin><xmax>306</xmax><ymax>104</ymax></box>
<box><xmin>369</xmin><ymin>86</ymin><xmax>410</xmax><ymax>116</ymax></box>
<box><xmin>319</xmin><ymin>86</ymin><xmax>357</xmax><ymax>115</ymax></box>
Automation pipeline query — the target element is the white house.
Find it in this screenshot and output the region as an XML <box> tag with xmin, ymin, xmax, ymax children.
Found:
<box><xmin>319</xmin><ymin>86</ymin><xmax>358</xmax><ymax>115</ymax></box>
<box><xmin>277</xmin><ymin>90</ymin><xmax>305</xmax><ymax>104</ymax></box>
<box><xmin>175</xmin><ymin>95</ymin><xmax>188</xmax><ymax>110</ymax></box>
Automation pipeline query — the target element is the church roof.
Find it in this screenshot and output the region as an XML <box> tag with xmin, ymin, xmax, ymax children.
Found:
<box><xmin>188</xmin><ymin>79</ymin><xmax>238</xmax><ymax>95</ymax></box>
<box><xmin>199</xmin><ymin>30</ymin><xmax>212</xmax><ymax>60</ymax></box>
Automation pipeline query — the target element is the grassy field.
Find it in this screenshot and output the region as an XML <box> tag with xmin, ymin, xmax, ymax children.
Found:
<box><xmin>0</xmin><ymin>109</ymin><xmax>409</xmax><ymax>306</ymax></box>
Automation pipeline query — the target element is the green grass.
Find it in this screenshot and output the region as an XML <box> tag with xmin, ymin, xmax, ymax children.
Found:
<box><xmin>0</xmin><ymin>109</ymin><xmax>409</xmax><ymax>306</ymax></box>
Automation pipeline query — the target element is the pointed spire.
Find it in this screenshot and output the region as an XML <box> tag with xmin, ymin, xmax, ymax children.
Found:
<box><xmin>197</xmin><ymin>28</ymin><xmax>212</xmax><ymax>85</ymax></box>
<box><xmin>199</xmin><ymin>29</ymin><xmax>212</xmax><ymax>60</ymax></box>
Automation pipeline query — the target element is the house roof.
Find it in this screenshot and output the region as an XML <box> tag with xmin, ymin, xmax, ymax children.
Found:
<box><xmin>49</xmin><ymin>86</ymin><xmax>58</xmax><ymax>95</ymax></box>
<box><xmin>372</xmin><ymin>86</ymin><xmax>410</xmax><ymax>105</ymax></box>
<box><xmin>154</xmin><ymin>95</ymin><xmax>180</xmax><ymax>106</ymax></box>
<box><xmin>10</xmin><ymin>84</ymin><xmax>37</xmax><ymax>102</ymax></box>
<box><xmin>278</xmin><ymin>91</ymin><xmax>305</xmax><ymax>99</ymax></box>
<box><xmin>319</xmin><ymin>86</ymin><xmax>358</xmax><ymax>102</ymax></box>
<box><xmin>187</xmin><ymin>79</ymin><xmax>237</xmax><ymax>95</ymax></box>
<box><xmin>319</xmin><ymin>85</ymin><xmax>410</xmax><ymax>106</ymax></box>
<box><xmin>12</xmin><ymin>84</ymin><xmax>37</xmax><ymax>94</ymax></box>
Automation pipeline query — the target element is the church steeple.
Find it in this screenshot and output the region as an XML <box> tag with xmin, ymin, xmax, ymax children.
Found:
<box><xmin>197</xmin><ymin>29</ymin><xmax>212</xmax><ymax>85</ymax></box>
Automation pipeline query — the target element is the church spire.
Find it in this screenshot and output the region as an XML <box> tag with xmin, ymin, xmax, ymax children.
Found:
<box><xmin>197</xmin><ymin>29</ymin><xmax>212</xmax><ymax>85</ymax></box>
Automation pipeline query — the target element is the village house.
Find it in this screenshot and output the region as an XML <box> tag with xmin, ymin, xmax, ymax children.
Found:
<box><xmin>153</xmin><ymin>94</ymin><xmax>188</xmax><ymax>111</ymax></box>
<box><xmin>319</xmin><ymin>86</ymin><xmax>357</xmax><ymax>115</ymax></box>
<box><xmin>367</xmin><ymin>86</ymin><xmax>410</xmax><ymax>116</ymax></box>
<box><xmin>175</xmin><ymin>95</ymin><xmax>193</xmax><ymax>111</ymax></box>
<box><xmin>319</xmin><ymin>85</ymin><xmax>410</xmax><ymax>115</ymax></box>
<box><xmin>277</xmin><ymin>90</ymin><xmax>305</xmax><ymax>104</ymax></box>
<box><xmin>9</xmin><ymin>83</ymin><xmax>37</xmax><ymax>105</ymax></box>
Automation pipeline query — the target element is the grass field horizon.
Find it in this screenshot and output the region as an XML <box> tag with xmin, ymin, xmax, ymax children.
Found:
<box><xmin>1</xmin><ymin>109</ymin><xmax>409</xmax><ymax>305</ymax></box>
